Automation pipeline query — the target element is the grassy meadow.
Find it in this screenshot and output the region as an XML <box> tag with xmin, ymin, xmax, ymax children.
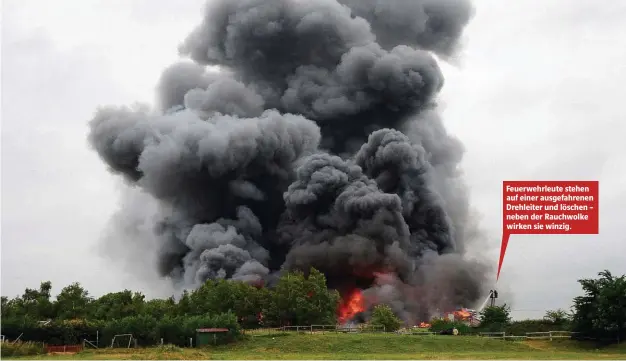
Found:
<box><xmin>4</xmin><ymin>332</ymin><xmax>626</xmax><ymax>360</ymax></box>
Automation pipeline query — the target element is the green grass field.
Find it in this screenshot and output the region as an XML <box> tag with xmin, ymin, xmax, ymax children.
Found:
<box><xmin>6</xmin><ymin>333</ymin><xmax>626</xmax><ymax>360</ymax></box>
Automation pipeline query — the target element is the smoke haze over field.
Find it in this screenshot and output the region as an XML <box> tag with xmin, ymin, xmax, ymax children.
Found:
<box><xmin>88</xmin><ymin>0</ymin><xmax>492</xmax><ymax>323</ymax></box>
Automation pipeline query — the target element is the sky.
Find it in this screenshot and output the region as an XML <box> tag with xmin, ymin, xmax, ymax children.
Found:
<box><xmin>2</xmin><ymin>0</ymin><xmax>625</xmax><ymax>320</ymax></box>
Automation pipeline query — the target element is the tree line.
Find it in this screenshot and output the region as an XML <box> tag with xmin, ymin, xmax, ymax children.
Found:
<box><xmin>374</xmin><ymin>269</ymin><xmax>625</xmax><ymax>345</ymax></box>
<box><xmin>1</xmin><ymin>268</ymin><xmax>624</xmax><ymax>346</ymax></box>
<box><xmin>1</xmin><ymin>268</ymin><xmax>339</xmax><ymax>346</ymax></box>
<box><xmin>445</xmin><ymin>270</ymin><xmax>625</xmax><ymax>345</ymax></box>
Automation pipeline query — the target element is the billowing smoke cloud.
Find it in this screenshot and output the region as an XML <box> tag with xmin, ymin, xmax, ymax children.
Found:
<box><xmin>89</xmin><ymin>0</ymin><xmax>491</xmax><ymax>323</ymax></box>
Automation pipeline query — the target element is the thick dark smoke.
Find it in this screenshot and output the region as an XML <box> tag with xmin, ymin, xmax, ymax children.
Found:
<box><xmin>89</xmin><ymin>0</ymin><xmax>491</xmax><ymax>323</ymax></box>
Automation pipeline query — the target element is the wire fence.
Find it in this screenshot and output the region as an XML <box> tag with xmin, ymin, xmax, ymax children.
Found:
<box><xmin>243</xmin><ymin>324</ymin><xmax>387</xmax><ymax>335</ymax></box>
<box><xmin>243</xmin><ymin>327</ymin><xmax>587</xmax><ymax>342</ymax></box>
<box><xmin>477</xmin><ymin>331</ymin><xmax>582</xmax><ymax>341</ymax></box>
<box><xmin>2</xmin><ymin>328</ymin><xmax>618</xmax><ymax>350</ymax></box>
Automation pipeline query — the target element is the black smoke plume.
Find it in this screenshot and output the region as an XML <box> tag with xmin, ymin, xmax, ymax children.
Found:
<box><xmin>89</xmin><ymin>0</ymin><xmax>491</xmax><ymax>323</ymax></box>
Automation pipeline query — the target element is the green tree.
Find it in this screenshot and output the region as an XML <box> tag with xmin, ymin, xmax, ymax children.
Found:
<box><xmin>257</xmin><ymin>286</ymin><xmax>274</xmax><ymax>326</ymax></box>
<box><xmin>54</xmin><ymin>283</ymin><xmax>92</xmax><ymax>319</ymax></box>
<box><xmin>187</xmin><ymin>279</ymin><xmax>263</xmax><ymax>326</ymax></box>
<box><xmin>176</xmin><ymin>290</ymin><xmax>192</xmax><ymax>316</ymax></box>
<box><xmin>1</xmin><ymin>281</ymin><xmax>55</xmax><ymax>321</ymax></box>
<box><xmin>1</xmin><ymin>296</ymin><xmax>9</xmax><ymax>316</ymax></box>
<box><xmin>544</xmin><ymin>308</ymin><xmax>571</xmax><ymax>325</ymax></box>
<box><xmin>33</xmin><ymin>281</ymin><xmax>55</xmax><ymax>319</ymax></box>
<box><xmin>300</xmin><ymin>268</ymin><xmax>340</xmax><ymax>325</ymax></box>
<box><xmin>143</xmin><ymin>298</ymin><xmax>177</xmax><ymax>319</ymax></box>
<box><xmin>0</xmin><ymin>267</ymin><xmax>343</xmax><ymax>342</ymax></box>
<box><xmin>266</xmin><ymin>270</ymin><xmax>308</xmax><ymax>326</ymax></box>
<box><xmin>479</xmin><ymin>304</ymin><xmax>511</xmax><ymax>327</ymax></box>
<box><xmin>90</xmin><ymin>290</ymin><xmax>146</xmax><ymax>320</ymax></box>
<box><xmin>227</xmin><ymin>281</ymin><xmax>264</xmax><ymax>326</ymax></box>
<box><xmin>369</xmin><ymin>304</ymin><xmax>402</xmax><ymax>332</ymax></box>
<box><xmin>262</xmin><ymin>268</ymin><xmax>339</xmax><ymax>326</ymax></box>
<box><xmin>572</xmin><ymin>270</ymin><xmax>626</xmax><ymax>344</ymax></box>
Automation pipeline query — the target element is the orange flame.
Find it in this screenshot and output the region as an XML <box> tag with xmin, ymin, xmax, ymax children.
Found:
<box><xmin>418</xmin><ymin>322</ymin><xmax>431</xmax><ymax>328</ymax></box>
<box><xmin>454</xmin><ymin>309</ymin><xmax>472</xmax><ymax>320</ymax></box>
<box><xmin>338</xmin><ymin>289</ymin><xmax>365</xmax><ymax>324</ymax></box>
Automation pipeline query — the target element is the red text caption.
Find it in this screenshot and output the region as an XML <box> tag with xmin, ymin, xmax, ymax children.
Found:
<box><xmin>497</xmin><ymin>181</ymin><xmax>599</xmax><ymax>280</ymax></box>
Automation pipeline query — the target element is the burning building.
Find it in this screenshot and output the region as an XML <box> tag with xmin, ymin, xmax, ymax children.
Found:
<box><xmin>89</xmin><ymin>0</ymin><xmax>491</xmax><ymax>325</ymax></box>
<box><xmin>338</xmin><ymin>289</ymin><xmax>366</xmax><ymax>324</ymax></box>
<box><xmin>440</xmin><ymin>308</ymin><xmax>479</xmax><ymax>326</ymax></box>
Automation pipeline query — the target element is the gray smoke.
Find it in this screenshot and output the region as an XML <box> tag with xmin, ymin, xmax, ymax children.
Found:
<box><xmin>89</xmin><ymin>0</ymin><xmax>491</xmax><ymax>324</ymax></box>
<box><xmin>336</xmin><ymin>0</ymin><xmax>474</xmax><ymax>58</ymax></box>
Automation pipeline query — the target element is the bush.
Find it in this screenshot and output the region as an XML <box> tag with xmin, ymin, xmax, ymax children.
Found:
<box><xmin>370</xmin><ymin>305</ymin><xmax>402</xmax><ymax>332</ymax></box>
<box><xmin>505</xmin><ymin>319</ymin><xmax>571</xmax><ymax>335</ymax></box>
<box><xmin>0</xmin><ymin>318</ymin><xmax>101</xmax><ymax>346</ymax></box>
<box><xmin>1</xmin><ymin>268</ymin><xmax>340</xmax><ymax>334</ymax></box>
<box><xmin>0</xmin><ymin>312</ymin><xmax>242</xmax><ymax>347</ymax></box>
<box><xmin>429</xmin><ymin>319</ymin><xmax>472</xmax><ymax>335</ymax></box>
<box><xmin>479</xmin><ymin>305</ymin><xmax>512</xmax><ymax>326</ymax></box>
<box><xmin>572</xmin><ymin>270</ymin><xmax>626</xmax><ymax>345</ymax></box>
<box><xmin>103</xmin><ymin>315</ymin><xmax>160</xmax><ymax>346</ymax></box>
<box><xmin>544</xmin><ymin>309</ymin><xmax>572</xmax><ymax>325</ymax></box>
<box><xmin>1</xmin><ymin>341</ymin><xmax>46</xmax><ymax>357</ymax></box>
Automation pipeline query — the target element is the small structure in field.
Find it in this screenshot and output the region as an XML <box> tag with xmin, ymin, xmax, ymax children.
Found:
<box><xmin>195</xmin><ymin>328</ymin><xmax>229</xmax><ymax>347</ymax></box>
<box><xmin>46</xmin><ymin>345</ymin><xmax>83</xmax><ymax>354</ymax></box>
